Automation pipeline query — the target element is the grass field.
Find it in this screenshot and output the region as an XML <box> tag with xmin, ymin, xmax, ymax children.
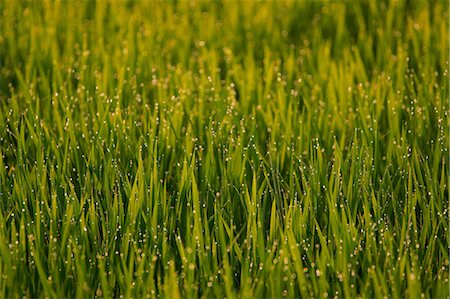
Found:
<box><xmin>0</xmin><ymin>0</ymin><xmax>449</xmax><ymax>298</ymax></box>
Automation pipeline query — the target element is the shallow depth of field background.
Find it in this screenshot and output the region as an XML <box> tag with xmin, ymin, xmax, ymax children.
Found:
<box><xmin>0</xmin><ymin>0</ymin><xmax>448</xmax><ymax>298</ymax></box>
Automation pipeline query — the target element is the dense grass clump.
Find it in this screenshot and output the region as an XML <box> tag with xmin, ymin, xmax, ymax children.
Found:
<box><xmin>0</xmin><ymin>0</ymin><xmax>448</xmax><ymax>298</ymax></box>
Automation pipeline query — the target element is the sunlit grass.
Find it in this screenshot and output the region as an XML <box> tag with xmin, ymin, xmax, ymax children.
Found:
<box><xmin>0</xmin><ymin>0</ymin><xmax>448</xmax><ymax>298</ymax></box>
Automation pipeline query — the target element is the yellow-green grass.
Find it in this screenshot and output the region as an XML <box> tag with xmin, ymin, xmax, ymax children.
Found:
<box><xmin>0</xmin><ymin>0</ymin><xmax>448</xmax><ymax>298</ymax></box>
